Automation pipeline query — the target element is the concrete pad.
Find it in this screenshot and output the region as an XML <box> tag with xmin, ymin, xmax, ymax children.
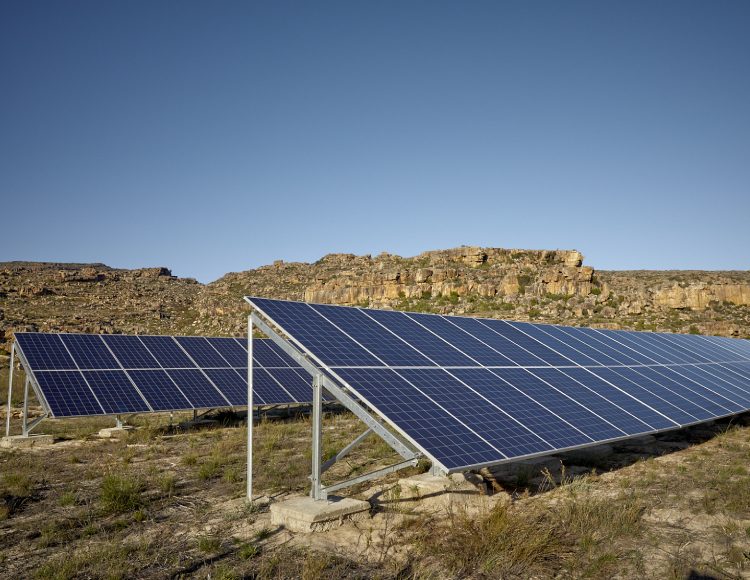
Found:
<box><xmin>270</xmin><ymin>495</ymin><xmax>371</xmax><ymax>533</ymax></box>
<box><xmin>97</xmin><ymin>426</ymin><xmax>134</xmax><ymax>438</ymax></box>
<box><xmin>1</xmin><ymin>434</ymin><xmax>54</xmax><ymax>448</ymax></box>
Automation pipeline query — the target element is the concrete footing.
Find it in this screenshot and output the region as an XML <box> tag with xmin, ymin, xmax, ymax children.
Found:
<box><xmin>270</xmin><ymin>495</ymin><xmax>371</xmax><ymax>533</ymax></box>
<box><xmin>394</xmin><ymin>472</ymin><xmax>488</xmax><ymax>511</ymax></box>
<box><xmin>399</xmin><ymin>472</ymin><xmax>484</xmax><ymax>494</ymax></box>
<box><xmin>1</xmin><ymin>434</ymin><xmax>54</xmax><ymax>448</ymax></box>
<box><xmin>97</xmin><ymin>426</ymin><xmax>134</xmax><ymax>438</ymax></box>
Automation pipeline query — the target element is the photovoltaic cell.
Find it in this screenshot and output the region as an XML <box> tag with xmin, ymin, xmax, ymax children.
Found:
<box><xmin>34</xmin><ymin>371</ymin><xmax>104</xmax><ymax>417</ymax></box>
<box><xmin>311</xmin><ymin>304</ymin><xmax>433</xmax><ymax>367</ymax></box>
<box><xmin>404</xmin><ymin>312</ymin><xmax>515</xmax><ymax>366</ymax></box>
<box><xmin>334</xmin><ymin>367</ymin><xmax>503</xmax><ymax>470</ymax></box>
<box><xmin>207</xmin><ymin>337</ymin><xmax>248</xmax><ymax>367</ymax></box>
<box><xmin>102</xmin><ymin>335</ymin><xmax>160</xmax><ymax>368</ymax></box>
<box><xmin>204</xmin><ymin>368</ymin><xmax>248</xmax><ymax>406</ymax></box>
<box><xmin>365</xmin><ymin>310</ymin><xmax>480</xmax><ymax>367</ymax></box>
<box><xmin>166</xmin><ymin>369</ymin><xmax>231</xmax><ymax>409</ymax></box>
<box><xmin>60</xmin><ymin>334</ymin><xmax>120</xmax><ymax>369</ymax></box>
<box><xmin>127</xmin><ymin>370</ymin><xmax>193</xmax><ymax>411</ymax></box>
<box><xmin>15</xmin><ymin>333</ymin><xmax>77</xmax><ymax>370</ymax></box>
<box><xmin>81</xmin><ymin>370</ymin><xmax>151</xmax><ymax>414</ymax></box>
<box><xmin>175</xmin><ymin>336</ymin><xmax>229</xmax><ymax>368</ymax></box>
<box><xmin>139</xmin><ymin>336</ymin><xmax>196</xmax><ymax>368</ymax></box>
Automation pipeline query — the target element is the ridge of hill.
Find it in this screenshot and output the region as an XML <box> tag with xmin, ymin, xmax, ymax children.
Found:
<box><xmin>1</xmin><ymin>247</ymin><xmax>749</xmax><ymax>358</ymax></box>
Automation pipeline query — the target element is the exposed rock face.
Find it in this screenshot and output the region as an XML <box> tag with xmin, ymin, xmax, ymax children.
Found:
<box><xmin>1</xmin><ymin>248</ymin><xmax>749</xmax><ymax>358</ymax></box>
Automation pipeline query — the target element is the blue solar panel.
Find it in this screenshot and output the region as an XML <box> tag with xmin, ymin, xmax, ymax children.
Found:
<box><xmin>252</xmin><ymin>369</ymin><xmax>288</xmax><ymax>405</ymax></box>
<box><xmin>632</xmin><ymin>366</ymin><xmax>731</xmax><ymax>417</ymax></box>
<box><xmin>127</xmin><ymin>370</ymin><xmax>193</xmax><ymax>411</ymax></box>
<box><xmin>479</xmin><ymin>321</ymin><xmax>572</xmax><ymax>366</ymax></box>
<box><xmin>508</xmin><ymin>322</ymin><xmax>600</xmax><ymax>366</ymax></box>
<box><xmin>15</xmin><ymin>333</ymin><xmax>77</xmax><ymax>370</ymax></box>
<box><xmin>560</xmin><ymin>367</ymin><xmax>677</xmax><ymax>430</ymax></box>
<box><xmin>450</xmin><ymin>368</ymin><xmax>592</xmax><ymax>449</ymax></box>
<box><xmin>250</xmin><ymin>298</ymin><xmax>382</xmax><ymax>367</ymax></box>
<box><xmin>207</xmin><ymin>337</ymin><xmax>247</xmax><ymax>367</ymax></box>
<box><xmin>81</xmin><ymin>370</ymin><xmax>151</xmax><ymax>414</ymax></box>
<box><xmin>102</xmin><ymin>335</ymin><xmax>160</xmax><ymax>368</ymax></box>
<box><xmin>140</xmin><ymin>336</ymin><xmax>196</xmax><ymax>368</ymax></box>
<box><xmin>16</xmin><ymin>331</ymin><xmax>313</xmax><ymax>418</ymax></box>
<box><xmin>310</xmin><ymin>304</ymin><xmax>434</xmax><ymax>367</ymax></box>
<box><xmin>529</xmin><ymin>367</ymin><xmax>652</xmax><ymax>435</ymax></box>
<box><xmin>166</xmin><ymin>369</ymin><xmax>230</xmax><ymax>409</ymax></box>
<box><xmin>334</xmin><ymin>367</ymin><xmax>504</xmax><ymax>470</ymax></box>
<box><xmin>175</xmin><ymin>336</ymin><xmax>229</xmax><ymax>368</ymax></box>
<box><xmin>601</xmin><ymin>330</ymin><xmax>671</xmax><ymax>364</ymax></box>
<box><xmin>668</xmin><ymin>365</ymin><xmax>748</xmax><ymax>410</ymax></box>
<box><xmin>401</xmin><ymin>312</ymin><xmax>513</xmax><ymax>366</ymax></box>
<box><xmin>264</xmin><ymin>340</ymin><xmax>303</xmax><ymax>367</ymax></box>
<box><xmin>487</xmin><ymin>367</ymin><xmax>618</xmax><ymax>441</ymax></box>
<box><xmin>60</xmin><ymin>334</ymin><xmax>120</xmax><ymax>369</ymax></box>
<box><xmin>266</xmin><ymin>368</ymin><xmax>311</xmax><ymax>403</ymax></box>
<box><xmin>247</xmin><ymin>297</ymin><xmax>750</xmax><ymax>471</ymax></box>
<box><xmin>443</xmin><ymin>317</ymin><xmax>541</xmax><ymax>366</ymax></box>
<box><xmin>586</xmin><ymin>330</ymin><xmax>655</xmax><ymax>365</ymax></box>
<box><xmin>397</xmin><ymin>368</ymin><xmax>552</xmax><ymax>458</ymax></box>
<box><xmin>365</xmin><ymin>310</ymin><xmax>480</xmax><ymax>367</ymax></box>
<box><xmin>204</xmin><ymin>368</ymin><xmax>247</xmax><ymax>406</ymax></box>
<box><xmin>589</xmin><ymin>367</ymin><xmax>699</xmax><ymax>425</ymax></box>
<box><xmin>702</xmin><ymin>365</ymin><xmax>750</xmax><ymax>404</ymax></box>
<box><xmin>715</xmin><ymin>337</ymin><xmax>750</xmax><ymax>359</ymax></box>
<box><xmin>34</xmin><ymin>371</ymin><xmax>104</xmax><ymax>417</ymax></box>
<box><xmin>248</xmin><ymin>340</ymin><xmax>290</xmax><ymax>368</ymax></box>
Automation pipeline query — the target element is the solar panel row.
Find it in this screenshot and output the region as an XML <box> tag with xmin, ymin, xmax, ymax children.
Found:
<box><xmin>248</xmin><ymin>298</ymin><xmax>750</xmax><ymax>471</ymax></box>
<box><xmin>14</xmin><ymin>333</ymin><xmax>315</xmax><ymax>418</ymax></box>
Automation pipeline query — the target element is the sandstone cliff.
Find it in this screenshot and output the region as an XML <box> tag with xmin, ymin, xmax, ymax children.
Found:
<box><xmin>1</xmin><ymin>247</ymin><xmax>749</xmax><ymax>359</ymax></box>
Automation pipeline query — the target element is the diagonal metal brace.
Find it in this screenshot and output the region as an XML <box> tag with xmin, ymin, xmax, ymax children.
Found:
<box><xmin>321</xmin><ymin>457</ymin><xmax>420</xmax><ymax>497</ymax></box>
<box><xmin>321</xmin><ymin>427</ymin><xmax>372</xmax><ymax>474</ymax></box>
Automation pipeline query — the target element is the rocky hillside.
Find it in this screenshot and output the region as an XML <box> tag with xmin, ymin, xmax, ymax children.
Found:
<box><xmin>2</xmin><ymin>247</ymin><xmax>749</xmax><ymax>359</ymax></box>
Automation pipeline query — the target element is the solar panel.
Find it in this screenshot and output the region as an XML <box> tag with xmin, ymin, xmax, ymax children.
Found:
<box><xmin>14</xmin><ymin>332</ymin><xmax>314</xmax><ymax>418</ymax></box>
<box><xmin>247</xmin><ymin>297</ymin><xmax>750</xmax><ymax>472</ymax></box>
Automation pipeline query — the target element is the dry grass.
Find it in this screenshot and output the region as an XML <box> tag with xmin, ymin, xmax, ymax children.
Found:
<box><xmin>0</xmin><ymin>410</ymin><xmax>748</xmax><ymax>578</ymax></box>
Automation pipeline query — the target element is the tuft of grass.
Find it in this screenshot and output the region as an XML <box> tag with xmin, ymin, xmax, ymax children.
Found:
<box><xmin>157</xmin><ymin>472</ymin><xmax>177</xmax><ymax>496</ymax></box>
<box><xmin>196</xmin><ymin>532</ymin><xmax>222</xmax><ymax>554</ymax></box>
<box><xmin>58</xmin><ymin>490</ymin><xmax>77</xmax><ymax>507</ymax></box>
<box><xmin>238</xmin><ymin>542</ymin><xmax>259</xmax><ymax>560</ymax></box>
<box><xmin>99</xmin><ymin>474</ymin><xmax>144</xmax><ymax>515</ymax></box>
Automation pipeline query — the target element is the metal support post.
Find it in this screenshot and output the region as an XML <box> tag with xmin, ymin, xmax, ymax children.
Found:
<box><xmin>5</xmin><ymin>343</ymin><xmax>14</xmax><ymax>437</ymax></box>
<box><xmin>115</xmin><ymin>415</ymin><xmax>123</xmax><ymax>429</ymax></box>
<box><xmin>21</xmin><ymin>376</ymin><xmax>30</xmax><ymax>436</ymax></box>
<box><xmin>246</xmin><ymin>315</ymin><xmax>254</xmax><ymax>502</ymax></box>
<box><xmin>311</xmin><ymin>374</ymin><xmax>324</xmax><ymax>500</ymax></box>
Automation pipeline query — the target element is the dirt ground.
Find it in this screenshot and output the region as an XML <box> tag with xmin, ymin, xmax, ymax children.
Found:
<box><xmin>1</xmin><ymin>406</ymin><xmax>749</xmax><ymax>579</ymax></box>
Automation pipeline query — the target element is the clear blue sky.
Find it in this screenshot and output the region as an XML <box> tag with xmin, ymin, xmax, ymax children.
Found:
<box><xmin>2</xmin><ymin>1</ymin><xmax>748</xmax><ymax>282</ymax></box>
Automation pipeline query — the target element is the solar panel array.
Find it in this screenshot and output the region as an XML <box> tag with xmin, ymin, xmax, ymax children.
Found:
<box><xmin>247</xmin><ymin>297</ymin><xmax>750</xmax><ymax>472</ymax></box>
<box><xmin>14</xmin><ymin>333</ymin><xmax>315</xmax><ymax>418</ymax></box>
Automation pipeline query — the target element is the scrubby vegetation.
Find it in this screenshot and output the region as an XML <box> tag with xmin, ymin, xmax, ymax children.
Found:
<box><xmin>0</xmin><ymin>407</ymin><xmax>748</xmax><ymax>578</ymax></box>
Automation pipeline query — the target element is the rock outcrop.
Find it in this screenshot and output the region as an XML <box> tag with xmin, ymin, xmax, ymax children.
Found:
<box><xmin>1</xmin><ymin>248</ymin><xmax>749</xmax><ymax>359</ymax></box>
